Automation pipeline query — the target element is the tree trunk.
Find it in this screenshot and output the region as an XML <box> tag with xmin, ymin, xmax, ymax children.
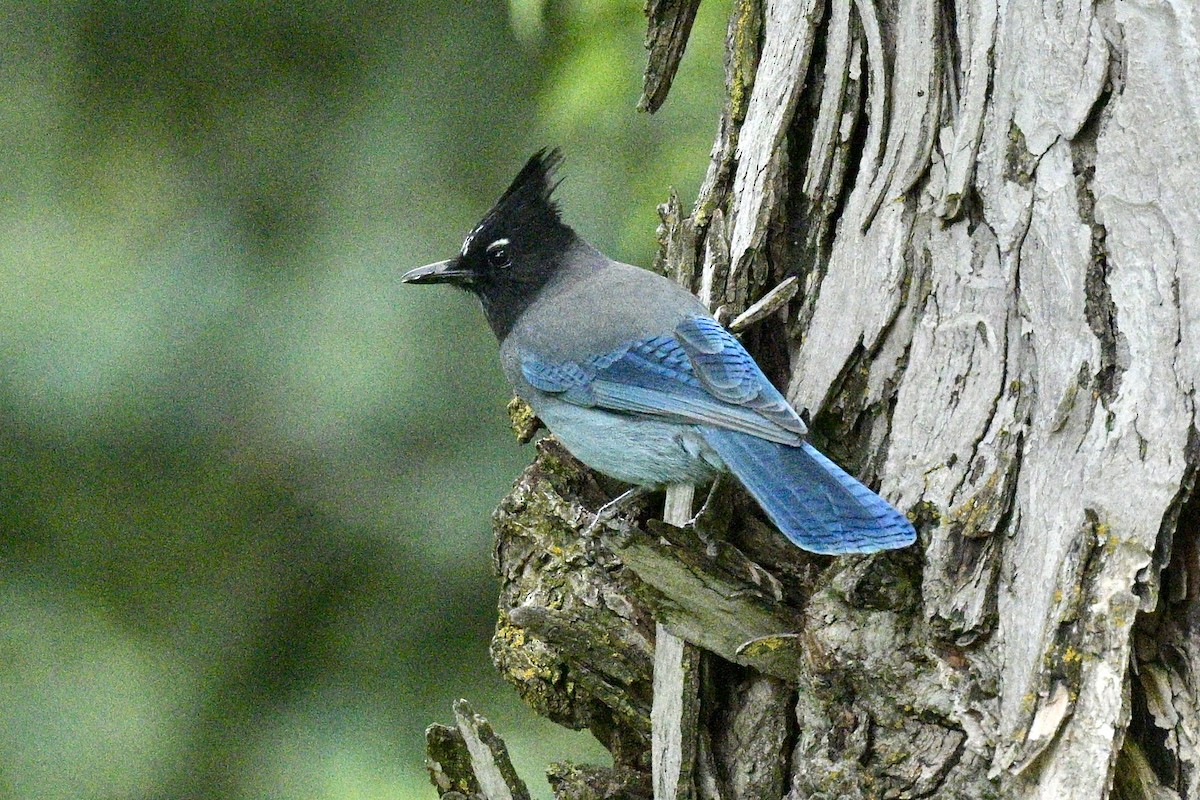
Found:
<box><xmin>426</xmin><ymin>1</ymin><xmax>1200</xmax><ymax>798</ymax></box>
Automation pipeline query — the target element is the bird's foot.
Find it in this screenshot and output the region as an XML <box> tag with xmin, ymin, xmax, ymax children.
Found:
<box><xmin>682</xmin><ymin>509</ymin><xmax>720</xmax><ymax>557</ymax></box>
<box><xmin>685</xmin><ymin>478</ymin><xmax>732</xmax><ymax>558</ymax></box>
<box><xmin>582</xmin><ymin>486</ymin><xmax>650</xmax><ymax>538</ymax></box>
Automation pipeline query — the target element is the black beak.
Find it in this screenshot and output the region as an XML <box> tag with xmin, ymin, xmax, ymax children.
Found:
<box><xmin>400</xmin><ymin>259</ymin><xmax>476</xmax><ymax>286</ymax></box>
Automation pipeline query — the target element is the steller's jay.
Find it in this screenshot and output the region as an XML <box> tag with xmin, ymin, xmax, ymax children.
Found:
<box><xmin>402</xmin><ymin>150</ymin><xmax>914</xmax><ymax>555</ymax></box>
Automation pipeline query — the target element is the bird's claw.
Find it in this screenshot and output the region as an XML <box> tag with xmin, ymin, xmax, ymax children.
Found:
<box><xmin>581</xmin><ymin>486</ymin><xmax>649</xmax><ymax>539</ymax></box>
<box><xmin>580</xmin><ymin>515</ymin><xmax>605</xmax><ymax>539</ymax></box>
<box><xmin>680</xmin><ymin>484</ymin><xmax>721</xmax><ymax>557</ymax></box>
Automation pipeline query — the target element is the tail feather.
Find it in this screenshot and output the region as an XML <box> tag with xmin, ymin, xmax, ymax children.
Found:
<box><xmin>701</xmin><ymin>427</ymin><xmax>916</xmax><ymax>555</ymax></box>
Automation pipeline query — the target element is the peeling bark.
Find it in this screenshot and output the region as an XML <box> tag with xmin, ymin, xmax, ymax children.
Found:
<box><xmin>426</xmin><ymin>1</ymin><xmax>1200</xmax><ymax>798</ymax></box>
<box><xmin>640</xmin><ymin>0</ymin><xmax>703</xmax><ymax>113</ymax></box>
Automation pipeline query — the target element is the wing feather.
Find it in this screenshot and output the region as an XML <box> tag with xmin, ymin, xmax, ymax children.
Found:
<box><xmin>520</xmin><ymin>315</ymin><xmax>806</xmax><ymax>444</ymax></box>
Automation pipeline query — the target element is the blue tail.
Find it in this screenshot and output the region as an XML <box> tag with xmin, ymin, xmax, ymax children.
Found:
<box><xmin>701</xmin><ymin>428</ymin><xmax>916</xmax><ymax>555</ymax></box>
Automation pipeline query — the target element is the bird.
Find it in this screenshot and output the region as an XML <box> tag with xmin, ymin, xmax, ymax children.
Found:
<box><xmin>401</xmin><ymin>149</ymin><xmax>915</xmax><ymax>555</ymax></box>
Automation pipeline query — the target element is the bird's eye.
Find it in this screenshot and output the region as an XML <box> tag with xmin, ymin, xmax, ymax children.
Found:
<box><xmin>486</xmin><ymin>240</ymin><xmax>512</xmax><ymax>269</ymax></box>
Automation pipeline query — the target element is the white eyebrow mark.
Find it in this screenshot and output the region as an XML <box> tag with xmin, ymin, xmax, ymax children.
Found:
<box><xmin>488</xmin><ymin>237</ymin><xmax>510</xmax><ymax>250</ymax></box>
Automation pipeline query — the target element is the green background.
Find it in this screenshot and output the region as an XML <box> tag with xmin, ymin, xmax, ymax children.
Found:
<box><xmin>0</xmin><ymin>1</ymin><xmax>726</xmax><ymax>798</ymax></box>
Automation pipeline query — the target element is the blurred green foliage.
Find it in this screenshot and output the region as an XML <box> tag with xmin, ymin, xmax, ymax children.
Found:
<box><xmin>0</xmin><ymin>1</ymin><xmax>726</xmax><ymax>798</ymax></box>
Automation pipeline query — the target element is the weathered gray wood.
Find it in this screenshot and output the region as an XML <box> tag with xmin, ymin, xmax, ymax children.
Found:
<box><xmin>639</xmin><ymin>0</ymin><xmax>703</xmax><ymax>114</ymax></box>
<box><xmin>849</xmin><ymin>0</ymin><xmax>888</xmax><ymax>189</ymax></box>
<box><xmin>655</xmin><ymin>190</ymin><xmax>698</xmax><ymax>290</ymax></box>
<box><xmin>611</xmin><ymin>519</ymin><xmax>802</xmax><ymax>679</ymax></box>
<box><xmin>725</xmin><ymin>0</ymin><xmax>823</xmax><ymax>311</ymax></box>
<box><xmin>792</xmin><ymin>0</ymin><xmax>857</xmax><ymax>269</ymax></box>
<box><xmin>786</xmin><ymin>0</ymin><xmax>1199</xmax><ymax>797</ymax></box>
<box><xmin>651</xmin><ymin>485</ymin><xmax>701</xmax><ymax>800</ymax></box>
<box><xmin>453</xmin><ymin>700</ymin><xmax>531</xmax><ymax>800</ymax></box>
<box><xmin>932</xmin><ymin>0</ymin><xmax>996</xmax><ymax>219</ymax></box>
<box><xmin>691</xmin><ymin>0</ymin><xmax>761</xmax><ymax>242</ymax></box>
<box><xmin>711</xmin><ymin>673</ymin><xmax>791</xmax><ymax>800</ymax></box>
<box><xmin>697</xmin><ymin>208</ymin><xmax>730</xmax><ymax>314</ymax></box>
<box><xmin>426</xmin><ymin>722</ymin><xmax>482</xmax><ymax>798</ymax></box>
<box><xmin>546</xmin><ymin>762</ymin><xmax>653</xmax><ymax>800</ymax></box>
<box><xmin>651</xmin><ymin>623</ymin><xmax>699</xmax><ymax>800</ymax></box>
<box><xmin>491</xmin><ymin>438</ymin><xmax>655</xmax><ymax>767</ymax></box>
<box><xmin>727</xmin><ymin>276</ymin><xmax>797</xmax><ymax>333</ymax></box>
<box><xmin>425</xmin><ymin>701</ymin><xmax>531</xmax><ymax>800</ymax></box>
<box><xmin>799</xmin><ymin>0</ymin><xmax>850</xmax><ymax>209</ymax></box>
<box><xmin>860</xmin><ymin>0</ymin><xmax>942</xmax><ymax>227</ymax></box>
<box><xmin>662</xmin><ymin>483</ymin><xmax>694</xmax><ymax>528</ymax></box>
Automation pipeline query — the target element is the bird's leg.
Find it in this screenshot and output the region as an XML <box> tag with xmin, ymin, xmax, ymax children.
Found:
<box><xmin>582</xmin><ymin>485</ymin><xmax>651</xmax><ymax>537</ymax></box>
<box><xmin>687</xmin><ymin>483</ymin><xmax>716</xmax><ymax>528</ymax></box>
<box><xmin>687</xmin><ymin>476</ymin><xmax>733</xmax><ymax>558</ymax></box>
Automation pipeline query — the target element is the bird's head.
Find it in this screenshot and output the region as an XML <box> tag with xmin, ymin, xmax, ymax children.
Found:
<box><xmin>402</xmin><ymin>149</ymin><xmax>579</xmax><ymax>338</ymax></box>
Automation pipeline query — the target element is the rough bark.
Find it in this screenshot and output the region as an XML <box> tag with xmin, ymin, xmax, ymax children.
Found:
<box><xmin>427</xmin><ymin>0</ymin><xmax>1200</xmax><ymax>798</ymax></box>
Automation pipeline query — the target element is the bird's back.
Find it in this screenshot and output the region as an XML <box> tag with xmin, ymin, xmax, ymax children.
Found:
<box><xmin>499</xmin><ymin>247</ymin><xmax>707</xmax><ymax>383</ymax></box>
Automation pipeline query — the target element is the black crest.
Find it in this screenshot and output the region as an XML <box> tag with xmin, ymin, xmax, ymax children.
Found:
<box><xmin>481</xmin><ymin>148</ymin><xmax>564</xmax><ymax>231</ymax></box>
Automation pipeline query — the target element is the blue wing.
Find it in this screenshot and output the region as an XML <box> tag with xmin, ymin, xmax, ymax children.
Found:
<box><xmin>520</xmin><ymin>313</ymin><xmax>916</xmax><ymax>554</ymax></box>
<box><xmin>520</xmin><ymin>315</ymin><xmax>805</xmax><ymax>445</ymax></box>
